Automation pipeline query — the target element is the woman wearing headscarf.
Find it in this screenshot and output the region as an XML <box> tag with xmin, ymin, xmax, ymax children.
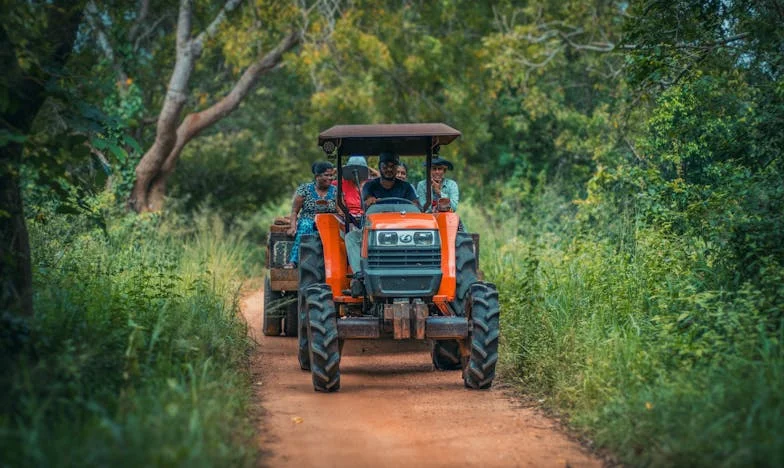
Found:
<box><xmin>285</xmin><ymin>161</ymin><xmax>337</xmax><ymax>268</ymax></box>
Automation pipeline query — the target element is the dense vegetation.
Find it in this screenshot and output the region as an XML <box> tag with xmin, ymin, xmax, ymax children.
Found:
<box><xmin>2</xmin><ymin>0</ymin><xmax>781</xmax><ymax>466</ymax></box>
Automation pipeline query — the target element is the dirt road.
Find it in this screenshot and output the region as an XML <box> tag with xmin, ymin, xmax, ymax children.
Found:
<box><xmin>242</xmin><ymin>288</ymin><xmax>602</xmax><ymax>468</ymax></box>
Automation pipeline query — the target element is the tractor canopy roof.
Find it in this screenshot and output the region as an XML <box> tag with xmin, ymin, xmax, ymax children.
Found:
<box><xmin>318</xmin><ymin>123</ymin><xmax>461</xmax><ymax>156</ymax></box>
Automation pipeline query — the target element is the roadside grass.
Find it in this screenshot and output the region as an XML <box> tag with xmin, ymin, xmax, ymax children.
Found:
<box><xmin>0</xmin><ymin>201</ymin><xmax>258</xmax><ymax>467</ymax></box>
<box><xmin>460</xmin><ymin>197</ymin><xmax>784</xmax><ymax>467</ymax></box>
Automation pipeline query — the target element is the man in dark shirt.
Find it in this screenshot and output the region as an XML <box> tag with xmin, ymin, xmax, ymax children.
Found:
<box><xmin>362</xmin><ymin>152</ymin><xmax>420</xmax><ymax>209</ymax></box>
<box><xmin>345</xmin><ymin>152</ymin><xmax>420</xmax><ymax>280</ymax></box>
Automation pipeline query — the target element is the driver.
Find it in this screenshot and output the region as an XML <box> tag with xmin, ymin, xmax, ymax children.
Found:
<box><xmin>362</xmin><ymin>152</ymin><xmax>420</xmax><ymax>209</ymax></box>
<box><xmin>345</xmin><ymin>152</ymin><xmax>420</xmax><ymax>278</ymax></box>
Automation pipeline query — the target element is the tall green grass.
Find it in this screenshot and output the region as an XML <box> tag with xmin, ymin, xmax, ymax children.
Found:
<box><xmin>460</xmin><ymin>193</ymin><xmax>784</xmax><ymax>467</ymax></box>
<box><xmin>0</xmin><ymin>201</ymin><xmax>258</xmax><ymax>467</ymax></box>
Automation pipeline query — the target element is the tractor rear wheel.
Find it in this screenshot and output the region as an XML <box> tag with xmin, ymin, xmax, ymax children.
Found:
<box><xmin>297</xmin><ymin>234</ymin><xmax>326</xmax><ymax>367</ymax></box>
<box><xmin>262</xmin><ymin>276</ymin><xmax>282</xmax><ymax>336</ymax></box>
<box><xmin>432</xmin><ymin>233</ymin><xmax>478</xmax><ymax>369</ymax></box>
<box><xmin>297</xmin><ymin>293</ymin><xmax>310</xmax><ymax>370</ymax></box>
<box><xmin>464</xmin><ymin>282</ymin><xmax>500</xmax><ymax>390</ymax></box>
<box><xmin>452</xmin><ymin>232</ymin><xmax>477</xmax><ymax>316</ymax></box>
<box><xmin>298</xmin><ymin>234</ymin><xmax>325</xmax><ymax>288</ymax></box>
<box><xmin>305</xmin><ymin>284</ymin><xmax>341</xmax><ymax>392</ymax></box>
<box><xmin>432</xmin><ymin>340</ymin><xmax>462</xmax><ymax>370</ymax></box>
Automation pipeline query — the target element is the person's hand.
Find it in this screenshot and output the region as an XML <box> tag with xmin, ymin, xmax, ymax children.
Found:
<box><xmin>286</xmin><ymin>224</ymin><xmax>296</xmax><ymax>237</ymax></box>
<box><xmin>365</xmin><ymin>196</ymin><xmax>377</xmax><ymax>206</ymax></box>
<box><xmin>431</xmin><ymin>178</ymin><xmax>442</xmax><ymax>196</ymax></box>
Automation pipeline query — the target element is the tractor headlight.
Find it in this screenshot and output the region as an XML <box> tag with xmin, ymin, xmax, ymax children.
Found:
<box><xmin>373</xmin><ymin>230</ymin><xmax>439</xmax><ymax>247</ymax></box>
<box><xmin>413</xmin><ymin>231</ymin><xmax>434</xmax><ymax>246</ymax></box>
<box><xmin>377</xmin><ymin>231</ymin><xmax>399</xmax><ymax>246</ymax></box>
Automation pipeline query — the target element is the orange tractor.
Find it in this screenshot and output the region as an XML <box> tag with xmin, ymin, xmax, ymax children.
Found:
<box><xmin>298</xmin><ymin>123</ymin><xmax>499</xmax><ymax>392</ymax></box>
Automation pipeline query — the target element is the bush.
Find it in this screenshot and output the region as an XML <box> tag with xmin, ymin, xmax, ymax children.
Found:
<box><xmin>466</xmin><ymin>181</ymin><xmax>784</xmax><ymax>466</ymax></box>
<box><xmin>0</xmin><ymin>202</ymin><xmax>257</xmax><ymax>467</ymax></box>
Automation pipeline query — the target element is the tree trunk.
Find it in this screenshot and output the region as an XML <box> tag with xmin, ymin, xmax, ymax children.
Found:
<box><xmin>0</xmin><ymin>4</ymin><xmax>83</xmax><ymax>318</ymax></box>
<box><xmin>127</xmin><ymin>0</ymin><xmax>300</xmax><ymax>213</ymax></box>
<box><xmin>141</xmin><ymin>30</ymin><xmax>301</xmax><ymax>211</ymax></box>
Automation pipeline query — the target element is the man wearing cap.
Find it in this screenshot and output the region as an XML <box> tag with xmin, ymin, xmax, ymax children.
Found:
<box><xmin>416</xmin><ymin>157</ymin><xmax>459</xmax><ymax>213</ymax></box>
<box><xmin>344</xmin><ymin>152</ymin><xmax>420</xmax><ymax>280</ymax></box>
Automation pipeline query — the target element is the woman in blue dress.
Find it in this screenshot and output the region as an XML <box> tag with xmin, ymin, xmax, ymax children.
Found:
<box><xmin>285</xmin><ymin>161</ymin><xmax>337</xmax><ymax>268</ymax></box>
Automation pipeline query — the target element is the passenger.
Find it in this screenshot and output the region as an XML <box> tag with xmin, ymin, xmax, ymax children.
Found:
<box><xmin>396</xmin><ymin>161</ymin><xmax>416</xmax><ymax>193</ymax></box>
<box><xmin>336</xmin><ymin>156</ymin><xmax>371</xmax><ymax>219</ymax></box>
<box><xmin>396</xmin><ymin>162</ymin><xmax>408</xmax><ymax>182</ymax></box>
<box><xmin>285</xmin><ymin>161</ymin><xmax>337</xmax><ymax>268</ymax></box>
<box><xmin>416</xmin><ymin>157</ymin><xmax>459</xmax><ymax>213</ymax></box>
<box><xmin>345</xmin><ymin>152</ymin><xmax>419</xmax><ymax>276</ymax></box>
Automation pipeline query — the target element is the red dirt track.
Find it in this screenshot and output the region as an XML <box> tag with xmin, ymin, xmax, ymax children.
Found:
<box><xmin>242</xmin><ymin>287</ymin><xmax>602</xmax><ymax>468</ymax></box>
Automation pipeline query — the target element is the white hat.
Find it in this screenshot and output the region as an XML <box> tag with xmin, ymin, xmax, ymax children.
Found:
<box><xmin>342</xmin><ymin>156</ymin><xmax>369</xmax><ymax>181</ymax></box>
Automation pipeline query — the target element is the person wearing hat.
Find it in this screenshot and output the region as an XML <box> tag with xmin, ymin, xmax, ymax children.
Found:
<box><xmin>284</xmin><ymin>161</ymin><xmax>337</xmax><ymax>268</ymax></box>
<box><xmin>416</xmin><ymin>156</ymin><xmax>459</xmax><ymax>213</ymax></box>
<box><xmin>335</xmin><ymin>155</ymin><xmax>372</xmax><ymax>218</ymax></box>
<box><xmin>344</xmin><ymin>152</ymin><xmax>420</xmax><ymax>277</ymax></box>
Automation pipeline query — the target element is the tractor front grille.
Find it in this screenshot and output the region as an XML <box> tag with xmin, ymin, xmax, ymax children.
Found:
<box><xmin>367</xmin><ymin>246</ymin><xmax>441</xmax><ymax>269</ymax></box>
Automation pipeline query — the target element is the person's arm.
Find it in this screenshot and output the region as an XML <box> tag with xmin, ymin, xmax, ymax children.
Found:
<box><xmin>444</xmin><ymin>179</ymin><xmax>459</xmax><ymax>211</ymax></box>
<box><xmin>362</xmin><ymin>180</ymin><xmax>377</xmax><ymax>206</ymax></box>
<box><xmin>405</xmin><ymin>184</ymin><xmax>422</xmax><ymax>211</ymax></box>
<box><xmin>416</xmin><ymin>180</ymin><xmax>426</xmax><ymax>208</ymax></box>
<box><xmin>287</xmin><ymin>185</ymin><xmax>307</xmax><ymax>236</ymax></box>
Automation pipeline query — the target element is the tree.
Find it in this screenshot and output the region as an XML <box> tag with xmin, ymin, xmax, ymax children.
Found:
<box><xmin>126</xmin><ymin>0</ymin><xmax>323</xmax><ymax>212</ymax></box>
<box><xmin>1</xmin><ymin>2</ymin><xmax>85</xmax><ymax>317</ymax></box>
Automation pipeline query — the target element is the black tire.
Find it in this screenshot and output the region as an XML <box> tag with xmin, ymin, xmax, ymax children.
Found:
<box><xmin>305</xmin><ymin>284</ymin><xmax>341</xmax><ymax>392</ymax></box>
<box><xmin>298</xmin><ymin>234</ymin><xmax>325</xmax><ymax>289</ymax></box>
<box><xmin>297</xmin><ymin>234</ymin><xmax>325</xmax><ymax>369</ymax></box>
<box><xmin>283</xmin><ymin>293</ymin><xmax>298</xmax><ymax>337</ymax></box>
<box><xmin>432</xmin><ymin>340</ymin><xmax>462</xmax><ymax>370</ymax></box>
<box><xmin>262</xmin><ymin>276</ymin><xmax>282</xmax><ymax>336</ymax></box>
<box><xmin>297</xmin><ymin>293</ymin><xmax>310</xmax><ymax>370</ymax></box>
<box><xmin>431</xmin><ymin>233</ymin><xmax>477</xmax><ymax>368</ymax></box>
<box><xmin>464</xmin><ymin>282</ymin><xmax>500</xmax><ymax>390</ymax></box>
<box><xmin>452</xmin><ymin>232</ymin><xmax>477</xmax><ymax>316</ymax></box>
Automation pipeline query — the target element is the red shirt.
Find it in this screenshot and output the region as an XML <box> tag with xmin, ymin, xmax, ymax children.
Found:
<box><xmin>333</xmin><ymin>179</ymin><xmax>364</xmax><ymax>216</ymax></box>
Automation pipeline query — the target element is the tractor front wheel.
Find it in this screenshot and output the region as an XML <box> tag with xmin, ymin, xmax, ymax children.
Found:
<box><xmin>305</xmin><ymin>284</ymin><xmax>341</xmax><ymax>392</ymax></box>
<box><xmin>431</xmin><ymin>340</ymin><xmax>462</xmax><ymax>370</ymax></box>
<box><xmin>464</xmin><ymin>282</ymin><xmax>500</xmax><ymax>390</ymax></box>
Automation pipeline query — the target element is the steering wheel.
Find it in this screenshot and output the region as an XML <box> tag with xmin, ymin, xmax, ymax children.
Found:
<box><xmin>375</xmin><ymin>197</ymin><xmax>418</xmax><ymax>207</ymax></box>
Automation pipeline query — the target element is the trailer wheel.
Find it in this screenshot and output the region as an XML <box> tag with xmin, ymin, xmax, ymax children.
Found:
<box><xmin>283</xmin><ymin>293</ymin><xmax>298</xmax><ymax>337</ymax></box>
<box><xmin>431</xmin><ymin>340</ymin><xmax>462</xmax><ymax>370</ymax></box>
<box><xmin>464</xmin><ymin>282</ymin><xmax>500</xmax><ymax>390</ymax></box>
<box><xmin>262</xmin><ymin>276</ymin><xmax>282</xmax><ymax>336</ymax></box>
<box><xmin>306</xmin><ymin>284</ymin><xmax>341</xmax><ymax>392</ymax></box>
<box><xmin>452</xmin><ymin>233</ymin><xmax>477</xmax><ymax>316</ymax></box>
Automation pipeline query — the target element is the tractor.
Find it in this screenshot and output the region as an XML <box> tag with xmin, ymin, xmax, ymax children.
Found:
<box><xmin>298</xmin><ymin>123</ymin><xmax>500</xmax><ymax>392</ymax></box>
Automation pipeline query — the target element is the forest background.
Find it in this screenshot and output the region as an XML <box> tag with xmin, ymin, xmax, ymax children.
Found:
<box><xmin>1</xmin><ymin>0</ymin><xmax>782</xmax><ymax>466</ymax></box>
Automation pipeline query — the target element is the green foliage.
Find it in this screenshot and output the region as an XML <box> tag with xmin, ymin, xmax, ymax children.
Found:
<box><xmin>0</xmin><ymin>201</ymin><xmax>256</xmax><ymax>466</ymax></box>
<box><xmin>471</xmin><ymin>180</ymin><xmax>783</xmax><ymax>465</ymax></box>
<box><xmin>171</xmin><ymin>129</ymin><xmax>301</xmax><ymax>221</ymax></box>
